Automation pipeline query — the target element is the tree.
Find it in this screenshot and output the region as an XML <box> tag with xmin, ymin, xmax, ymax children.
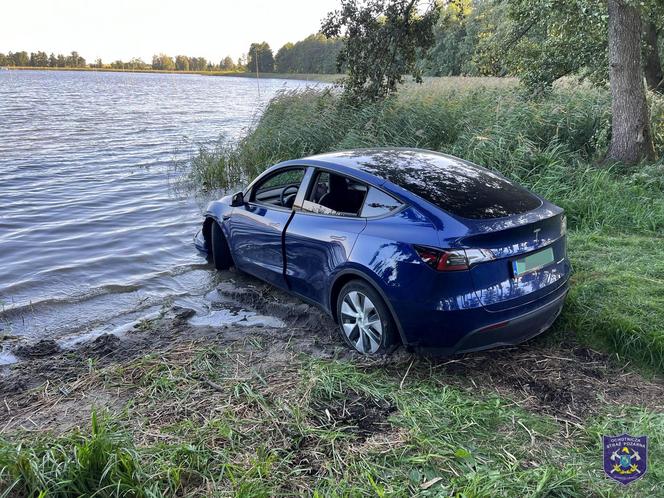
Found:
<box><xmin>490</xmin><ymin>0</ymin><xmax>659</xmax><ymax>164</ymax></box>
<box><xmin>220</xmin><ymin>56</ymin><xmax>235</xmax><ymax>70</ymax></box>
<box><xmin>607</xmin><ymin>0</ymin><xmax>656</xmax><ymax>163</ymax></box>
<box><xmin>421</xmin><ymin>0</ymin><xmax>478</xmax><ymax>76</ymax></box>
<box><xmin>275</xmin><ymin>42</ymin><xmax>295</xmax><ymax>72</ymax></box>
<box><xmin>175</xmin><ymin>55</ymin><xmax>190</xmax><ymax>71</ymax></box>
<box><xmin>48</xmin><ymin>53</ymin><xmax>57</xmax><ymax>67</ymax></box>
<box><xmin>65</xmin><ymin>51</ymin><xmax>85</xmax><ymax>67</ymax></box>
<box><xmin>152</xmin><ymin>53</ymin><xmax>175</xmax><ymax>70</ymax></box>
<box><xmin>30</xmin><ymin>51</ymin><xmax>48</xmax><ymax>67</ymax></box>
<box><xmin>13</xmin><ymin>51</ymin><xmax>29</xmax><ymax>66</ymax></box>
<box><xmin>247</xmin><ymin>42</ymin><xmax>274</xmax><ymax>73</ymax></box>
<box><xmin>643</xmin><ymin>20</ymin><xmax>663</xmax><ymax>92</ymax></box>
<box><xmin>275</xmin><ymin>35</ymin><xmax>344</xmax><ymax>73</ymax></box>
<box><xmin>322</xmin><ymin>0</ymin><xmax>439</xmax><ymax>101</ymax></box>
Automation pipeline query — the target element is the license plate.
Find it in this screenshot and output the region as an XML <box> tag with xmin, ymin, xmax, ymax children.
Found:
<box><xmin>512</xmin><ymin>247</ymin><xmax>554</xmax><ymax>276</ymax></box>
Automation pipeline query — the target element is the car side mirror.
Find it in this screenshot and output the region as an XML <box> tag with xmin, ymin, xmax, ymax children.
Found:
<box><xmin>230</xmin><ymin>191</ymin><xmax>244</xmax><ymax>207</ymax></box>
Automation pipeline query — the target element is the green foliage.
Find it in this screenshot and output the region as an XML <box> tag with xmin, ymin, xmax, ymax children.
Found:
<box><xmin>419</xmin><ymin>0</ymin><xmax>488</xmax><ymax>76</ymax></box>
<box><xmin>482</xmin><ymin>0</ymin><xmax>664</xmax><ymax>93</ymax></box>
<box><xmin>151</xmin><ymin>53</ymin><xmax>175</xmax><ymax>71</ymax></box>
<box><xmin>0</xmin><ymin>413</ymin><xmax>156</xmax><ymax>497</ymax></box>
<box><xmin>247</xmin><ymin>42</ymin><xmax>275</xmax><ymax>73</ymax></box>
<box><xmin>175</xmin><ymin>55</ymin><xmax>189</xmax><ymax>71</ymax></box>
<box><xmin>321</xmin><ymin>0</ymin><xmax>439</xmax><ymax>100</ymax></box>
<box><xmin>274</xmin><ymin>34</ymin><xmax>343</xmax><ymax>74</ymax></box>
<box><xmin>0</xmin><ymin>50</ymin><xmax>240</xmax><ymax>72</ymax></box>
<box><xmin>191</xmin><ymin>83</ymin><xmax>664</xmax><ymax>225</ymax></box>
<box><xmin>220</xmin><ymin>55</ymin><xmax>235</xmax><ymax>71</ymax></box>
<box><xmin>0</xmin><ymin>50</ymin><xmax>86</xmax><ymax>68</ymax></box>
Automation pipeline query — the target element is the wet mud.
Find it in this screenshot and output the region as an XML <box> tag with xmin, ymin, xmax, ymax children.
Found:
<box><xmin>1</xmin><ymin>269</ymin><xmax>662</xmax><ymax>433</ymax></box>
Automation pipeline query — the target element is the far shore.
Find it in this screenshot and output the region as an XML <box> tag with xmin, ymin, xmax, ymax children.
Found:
<box><xmin>1</xmin><ymin>65</ymin><xmax>340</xmax><ymax>82</ymax></box>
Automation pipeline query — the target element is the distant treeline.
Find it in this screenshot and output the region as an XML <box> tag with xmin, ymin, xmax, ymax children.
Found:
<box><xmin>0</xmin><ymin>50</ymin><xmax>241</xmax><ymax>72</ymax></box>
<box><xmin>0</xmin><ymin>51</ymin><xmax>87</xmax><ymax>68</ymax></box>
<box><xmin>0</xmin><ymin>34</ymin><xmax>345</xmax><ymax>74</ymax></box>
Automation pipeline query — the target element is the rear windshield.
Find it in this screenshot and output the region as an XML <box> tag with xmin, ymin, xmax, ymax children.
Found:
<box><xmin>366</xmin><ymin>154</ymin><xmax>541</xmax><ymax>219</ymax></box>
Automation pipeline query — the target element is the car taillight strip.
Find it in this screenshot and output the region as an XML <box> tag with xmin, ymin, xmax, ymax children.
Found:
<box><xmin>414</xmin><ymin>246</ymin><xmax>494</xmax><ymax>272</ymax></box>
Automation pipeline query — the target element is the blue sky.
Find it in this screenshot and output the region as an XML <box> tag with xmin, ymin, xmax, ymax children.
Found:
<box><xmin>2</xmin><ymin>0</ymin><xmax>340</xmax><ymax>62</ymax></box>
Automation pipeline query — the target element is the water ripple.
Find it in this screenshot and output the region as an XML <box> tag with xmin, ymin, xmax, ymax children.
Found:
<box><xmin>0</xmin><ymin>70</ymin><xmax>323</xmax><ymax>338</ymax></box>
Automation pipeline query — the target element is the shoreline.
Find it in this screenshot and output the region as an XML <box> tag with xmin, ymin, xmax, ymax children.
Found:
<box><xmin>1</xmin><ymin>66</ymin><xmax>340</xmax><ymax>82</ymax></box>
<box><xmin>3</xmin><ymin>268</ymin><xmax>663</xmax><ymax>495</ymax></box>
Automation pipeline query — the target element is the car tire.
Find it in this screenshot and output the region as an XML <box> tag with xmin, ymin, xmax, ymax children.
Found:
<box><xmin>336</xmin><ymin>280</ymin><xmax>399</xmax><ymax>355</ymax></box>
<box><xmin>210</xmin><ymin>221</ymin><xmax>233</xmax><ymax>271</ymax></box>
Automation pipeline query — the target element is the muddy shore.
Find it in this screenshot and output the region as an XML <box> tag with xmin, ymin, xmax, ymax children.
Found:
<box><xmin>2</xmin><ymin>269</ymin><xmax>663</xmax><ymax>437</ymax></box>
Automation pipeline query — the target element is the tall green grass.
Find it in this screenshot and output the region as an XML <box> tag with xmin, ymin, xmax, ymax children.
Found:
<box><xmin>190</xmin><ymin>81</ymin><xmax>664</xmax><ymax>371</ymax></box>
<box><xmin>0</xmin><ymin>413</ymin><xmax>157</xmax><ymax>498</ymax></box>
<box><xmin>191</xmin><ymin>84</ymin><xmax>664</xmax><ymax>234</ymax></box>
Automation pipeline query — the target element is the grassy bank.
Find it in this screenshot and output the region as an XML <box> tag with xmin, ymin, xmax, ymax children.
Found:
<box><xmin>2</xmin><ymin>328</ymin><xmax>662</xmax><ymax>497</ymax></box>
<box><xmin>190</xmin><ymin>80</ymin><xmax>664</xmax><ymax>372</ymax></box>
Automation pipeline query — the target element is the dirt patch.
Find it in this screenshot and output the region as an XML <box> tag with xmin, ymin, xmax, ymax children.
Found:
<box><xmin>215</xmin><ymin>274</ymin><xmax>337</xmax><ymax>338</ymax></box>
<box><xmin>397</xmin><ymin>341</ymin><xmax>664</xmax><ymax>421</ymax></box>
<box><xmin>310</xmin><ymin>392</ymin><xmax>396</xmax><ymax>441</ymax></box>
<box><xmin>14</xmin><ymin>339</ymin><xmax>61</xmax><ymax>358</ymax></box>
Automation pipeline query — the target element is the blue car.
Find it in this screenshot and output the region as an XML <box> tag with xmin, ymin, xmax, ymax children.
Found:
<box><xmin>195</xmin><ymin>149</ymin><xmax>569</xmax><ymax>355</ymax></box>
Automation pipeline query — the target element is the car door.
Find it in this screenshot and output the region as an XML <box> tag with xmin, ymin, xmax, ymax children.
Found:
<box><xmin>284</xmin><ymin>170</ymin><xmax>368</xmax><ymax>307</ymax></box>
<box><xmin>228</xmin><ymin>167</ymin><xmax>306</xmax><ymax>289</ymax></box>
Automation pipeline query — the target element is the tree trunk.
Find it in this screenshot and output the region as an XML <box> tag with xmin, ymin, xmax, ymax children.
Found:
<box><xmin>607</xmin><ymin>0</ymin><xmax>656</xmax><ymax>164</ymax></box>
<box><xmin>643</xmin><ymin>21</ymin><xmax>663</xmax><ymax>93</ymax></box>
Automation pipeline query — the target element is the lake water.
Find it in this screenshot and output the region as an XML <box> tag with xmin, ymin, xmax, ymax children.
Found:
<box><xmin>0</xmin><ymin>70</ymin><xmax>322</xmax><ymax>352</ymax></box>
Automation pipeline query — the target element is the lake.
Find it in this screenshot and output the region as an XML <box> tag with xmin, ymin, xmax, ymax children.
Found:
<box><xmin>0</xmin><ymin>70</ymin><xmax>322</xmax><ymax>354</ymax></box>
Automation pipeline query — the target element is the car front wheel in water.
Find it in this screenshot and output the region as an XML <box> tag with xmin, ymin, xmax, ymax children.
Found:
<box><xmin>211</xmin><ymin>221</ymin><xmax>233</xmax><ymax>271</ymax></box>
<box><xmin>336</xmin><ymin>280</ymin><xmax>398</xmax><ymax>355</ymax></box>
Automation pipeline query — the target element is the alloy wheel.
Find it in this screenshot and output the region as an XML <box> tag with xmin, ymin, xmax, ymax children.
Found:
<box><xmin>340</xmin><ymin>291</ymin><xmax>383</xmax><ymax>353</ymax></box>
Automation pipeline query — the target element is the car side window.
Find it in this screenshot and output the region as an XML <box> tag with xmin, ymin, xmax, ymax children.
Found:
<box><xmin>251</xmin><ymin>168</ymin><xmax>305</xmax><ymax>208</ymax></box>
<box><xmin>302</xmin><ymin>171</ymin><xmax>368</xmax><ymax>217</ymax></box>
<box><xmin>359</xmin><ymin>187</ymin><xmax>403</xmax><ymax>217</ymax></box>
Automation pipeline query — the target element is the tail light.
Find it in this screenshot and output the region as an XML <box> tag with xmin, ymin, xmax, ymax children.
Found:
<box><xmin>560</xmin><ymin>214</ymin><xmax>567</xmax><ymax>236</ymax></box>
<box><xmin>414</xmin><ymin>246</ymin><xmax>494</xmax><ymax>271</ymax></box>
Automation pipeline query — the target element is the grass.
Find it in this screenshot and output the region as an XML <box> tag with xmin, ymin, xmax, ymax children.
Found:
<box><xmin>562</xmin><ymin>232</ymin><xmax>664</xmax><ymax>371</ymax></box>
<box><xmin>188</xmin><ymin>79</ymin><xmax>664</xmax><ymax>372</ymax></box>
<box><xmin>1</xmin><ymin>343</ymin><xmax>662</xmax><ymax>497</ymax></box>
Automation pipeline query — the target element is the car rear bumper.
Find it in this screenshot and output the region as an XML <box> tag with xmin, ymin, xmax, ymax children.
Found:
<box><xmin>449</xmin><ymin>289</ymin><xmax>566</xmax><ymax>354</ymax></box>
<box><xmin>409</xmin><ymin>279</ymin><xmax>568</xmax><ymax>355</ymax></box>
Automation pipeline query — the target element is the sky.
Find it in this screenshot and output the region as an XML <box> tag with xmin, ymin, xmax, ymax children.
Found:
<box><xmin>1</xmin><ymin>0</ymin><xmax>340</xmax><ymax>63</ymax></box>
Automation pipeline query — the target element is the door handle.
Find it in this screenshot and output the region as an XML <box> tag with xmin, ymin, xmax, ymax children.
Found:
<box><xmin>330</xmin><ymin>235</ymin><xmax>347</xmax><ymax>241</ymax></box>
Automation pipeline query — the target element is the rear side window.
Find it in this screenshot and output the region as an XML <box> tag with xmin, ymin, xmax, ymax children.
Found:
<box><xmin>359</xmin><ymin>187</ymin><xmax>402</xmax><ymax>217</ymax></box>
